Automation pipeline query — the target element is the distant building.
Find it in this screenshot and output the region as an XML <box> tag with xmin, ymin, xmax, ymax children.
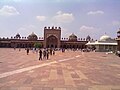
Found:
<box><xmin>86</xmin><ymin>34</ymin><xmax>117</xmax><ymax>52</ymax></box>
<box><xmin>116</xmin><ymin>28</ymin><xmax>120</xmax><ymax>51</ymax></box>
<box><xmin>0</xmin><ymin>26</ymin><xmax>90</xmax><ymax>49</ymax></box>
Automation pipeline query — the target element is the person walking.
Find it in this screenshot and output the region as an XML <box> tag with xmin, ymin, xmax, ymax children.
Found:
<box><xmin>39</xmin><ymin>49</ymin><xmax>42</xmax><ymax>60</ymax></box>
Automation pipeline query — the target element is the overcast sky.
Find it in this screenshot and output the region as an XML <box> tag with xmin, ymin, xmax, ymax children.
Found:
<box><xmin>0</xmin><ymin>0</ymin><xmax>120</xmax><ymax>40</ymax></box>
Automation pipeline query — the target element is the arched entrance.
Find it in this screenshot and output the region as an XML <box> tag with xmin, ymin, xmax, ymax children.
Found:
<box><xmin>46</xmin><ymin>35</ymin><xmax>58</xmax><ymax>48</ymax></box>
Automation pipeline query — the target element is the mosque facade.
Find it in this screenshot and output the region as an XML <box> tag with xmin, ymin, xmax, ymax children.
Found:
<box><xmin>0</xmin><ymin>26</ymin><xmax>91</xmax><ymax>49</ymax></box>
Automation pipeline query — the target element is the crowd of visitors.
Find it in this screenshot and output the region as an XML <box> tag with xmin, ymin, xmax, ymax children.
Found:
<box><xmin>39</xmin><ymin>48</ymin><xmax>53</xmax><ymax>60</ymax></box>
<box><xmin>13</xmin><ymin>46</ymin><xmax>120</xmax><ymax>60</ymax></box>
<box><xmin>24</xmin><ymin>48</ymin><xmax>56</xmax><ymax>60</ymax></box>
<box><xmin>15</xmin><ymin>46</ymin><xmax>120</xmax><ymax>61</ymax></box>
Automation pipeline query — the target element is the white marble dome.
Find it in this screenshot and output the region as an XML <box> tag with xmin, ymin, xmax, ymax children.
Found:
<box><xmin>100</xmin><ymin>34</ymin><xmax>111</xmax><ymax>41</ymax></box>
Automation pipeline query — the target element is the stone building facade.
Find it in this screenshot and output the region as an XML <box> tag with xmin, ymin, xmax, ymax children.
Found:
<box><xmin>116</xmin><ymin>28</ymin><xmax>120</xmax><ymax>51</ymax></box>
<box><xmin>86</xmin><ymin>34</ymin><xmax>117</xmax><ymax>52</ymax></box>
<box><xmin>0</xmin><ymin>26</ymin><xmax>90</xmax><ymax>49</ymax></box>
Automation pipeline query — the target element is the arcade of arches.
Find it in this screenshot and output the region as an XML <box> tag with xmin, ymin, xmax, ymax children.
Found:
<box><xmin>0</xmin><ymin>26</ymin><xmax>90</xmax><ymax>49</ymax></box>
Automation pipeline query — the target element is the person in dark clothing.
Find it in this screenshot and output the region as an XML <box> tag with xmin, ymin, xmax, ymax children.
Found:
<box><xmin>62</xmin><ymin>48</ymin><xmax>65</xmax><ymax>53</ymax></box>
<box><xmin>27</xmin><ymin>48</ymin><xmax>29</xmax><ymax>55</ymax></box>
<box><xmin>53</xmin><ymin>49</ymin><xmax>55</xmax><ymax>55</ymax></box>
<box><xmin>43</xmin><ymin>49</ymin><xmax>46</xmax><ymax>59</ymax></box>
<box><xmin>39</xmin><ymin>49</ymin><xmax>42</xmax><ymax>60</ymax></box>
<box><xmin>19</xmin><ymin>48</ymin><xmax>21</xmax><ymax>51</ymax></box>
<box><xmin>50</xmin><ymin>48</ymin><xmax>52</xmax><ymax>55</ymax></box>
<box><xmin>46</xmin><ymin>49</ymin><xmax>49</xmax><ymax>60</ymax></box>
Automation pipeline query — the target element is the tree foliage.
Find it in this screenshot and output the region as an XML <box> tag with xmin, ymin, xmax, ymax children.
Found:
<box><xmin>34</xmin><ymin>42</ymin><xmax>42</xmax><ymax>48</ymax></box>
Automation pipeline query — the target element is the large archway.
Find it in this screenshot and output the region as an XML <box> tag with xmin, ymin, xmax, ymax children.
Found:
<box><xmin>46</xmin><ymin>35</ymin><xmax>58</xmax><ymax>48</ymax></box>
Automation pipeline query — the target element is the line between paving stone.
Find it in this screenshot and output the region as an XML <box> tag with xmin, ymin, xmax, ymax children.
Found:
<box><xmin>0</xmin><ymin>61</ymin><xmax>57</xmax><ymax>79</ymax></box>
<box><xmin>0</xmin><ymin>55</ymin><xmax>79</xmax><ymax>79</ymax></box>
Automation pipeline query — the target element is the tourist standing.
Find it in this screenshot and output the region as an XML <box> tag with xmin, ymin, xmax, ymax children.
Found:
<box><xmin>46</xmin><ymin>49</ymin><xmax>49</xmax><ymax>59</ymax></box>
<box><xmin>14</xmin><ymin>46</ymin><xmax>16</xmax><ymax>50</ymax></box>
<box><xmin>53</xmin><ymin>49</ymin><xmax>55</xmax><ymax>55</ymax></box>
<box><xmin>32</xmin><ymin>48</ymin><xmax>35</xmax><ymax>53</ymax></box>
<box><xmin>19</xmin><ymin>48</ymin><xmax>21</xmax><ymax>51</ymax></box>
<box><xmin>62</xmin><ymin>48</ymin><xmax>65</xmax><ymax>53</ymax></box>
<box><xmin>43</xmin><ymin>49</ymin><xmax>46</xmax><ymax>59</ymax></box>
<box><xmin>27</xmin><ymin>48</ymin><xmax>29</xmax><ymax>55</ymax></box>
<box><xmin>39</xmin><ymin>49</ymin><xmax>42</xmax><ymax>60</ymax></box>
<box><xmin>50</xmin><ymin>48</ymin><xmax>53</xmax><ymax>55</ymax></box>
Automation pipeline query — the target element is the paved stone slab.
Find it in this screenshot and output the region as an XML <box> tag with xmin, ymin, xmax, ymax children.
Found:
<box><xmin>0</xmin><ymin>48</ymin><xmax>120</xmax><ymax>90</ymax></box>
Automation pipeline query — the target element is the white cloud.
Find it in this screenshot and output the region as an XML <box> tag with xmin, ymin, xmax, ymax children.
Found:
<box><xmin>0</xmin><ymin>5</ymin><xmax>20</xmax><ymax>16</ymax></box>
<box><xmin>61</xmin><ymin>27</ymin><xmax>70</xmax><ymax>38</ymax></box>
<box><xmin>36</xmin><ymin>16</ymin><xmax>47</xmax><ymax>21</ymax></box>
<box><xmin>55</xmin><ymin>0</ymin><xmax>63</xmax><ymax>2</ymax></box>
<box><xmin>80</xmin><ymin>25</ymin><xmax>95</xmax><ymax>31</ymax></box>
<box><xmin>87</xmin><ymin>10</ymin><xmax>104</xmax><ymax>15</ymax></box>
<box><xmin>53</xmin><ymin>11</ymin><xmax>74</xmax><ymax>23</ymax></box>
<box><xmin>1</xmin><ymin>0</ymin><xmax>22</xmax><ymax>2</ymax></box>
<box><xmin>12</xmin><ymin>0</ymin><xmax>22</xmax><ymax>2</ymax></box>
<box><xmin>112</xmin><ymin>21</ymin><xmax>120</xmax><ymax>26</ymax></box>
<box><xmin>17</xmin><ymin>25</ymin><xmax>38</xmax><ymax>36</ymax></box>
<box><xmin>56</xmin><ymin>11</ymin><xmax>62</xmax><ymax>15</ymax></box>
<box><xmin>79</xmin><ymin>25</ymin><xmax>101</xmax><ymax>39</ymax></box>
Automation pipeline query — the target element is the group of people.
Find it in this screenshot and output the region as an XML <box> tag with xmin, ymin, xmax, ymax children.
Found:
<box><xmin>26</xmin><ymin>48</ymin><xmax>55</xmax><ymax>60</ymax></box>
<box><xmin>39</xmin><ymin>48</ymin><xmax>55</xmax><ymax>60</ymax></box>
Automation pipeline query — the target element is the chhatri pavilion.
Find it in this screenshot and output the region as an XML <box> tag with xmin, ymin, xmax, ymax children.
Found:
<box><xmin>86</xmin><ymin>34</ymin><xmax>117</xmax><ymax>52</ymax></box>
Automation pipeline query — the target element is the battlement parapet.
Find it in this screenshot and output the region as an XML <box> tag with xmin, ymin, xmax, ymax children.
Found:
<box><xmin>44</xmin><ymin>26</ymin><xmax>61</xmax><ymax>30</ymax></box>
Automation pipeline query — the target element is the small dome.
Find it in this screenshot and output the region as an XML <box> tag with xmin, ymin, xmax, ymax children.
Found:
<box><xmin>117</xmin><ymin>30</ymin><xmax>120</xmax><ymax>33</ymax></box>
<box><xmin>117</xmin><ymin>28</ymin><xmax>120</xmax><ymax>38</ymax></box>
<box><xmin>117</xmin><ymin>28</ymin><xmax>120</xmax><ymax>33</ymax></box>
<box><xmin>86</xmin><ymin>35</ymin><xmax>91</xmax><ymax>41</ymax></box>
<box><xmin>28</xmin><ymin>32</ymin><xmax>38</xmax><ymax>40</ymax></box>
<box><xmin>15</xmin><ymin>33</ymin><xmax>21</xmax><ymax>38</ymax></box>
<box><xmin>69</xmin><ymin>33</ymin><xmax>77</xmax><ymax>41</ymax></box>
<box><xmin>100</xmin><ymin>34</ymin><xmax>111</xmax><ymax>41</ymax></box>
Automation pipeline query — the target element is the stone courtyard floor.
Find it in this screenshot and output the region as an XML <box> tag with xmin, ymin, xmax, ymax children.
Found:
<box><xmin>0</xmin><ymin>48</ymin><xmax>120</xmax><ymax>90</ymax></box>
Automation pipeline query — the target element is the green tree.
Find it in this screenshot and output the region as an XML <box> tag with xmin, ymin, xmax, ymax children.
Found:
<box><xmin>34</xmin><ymin>42</ymin><xmax>42</xmax><ymax>48</ymax></box>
